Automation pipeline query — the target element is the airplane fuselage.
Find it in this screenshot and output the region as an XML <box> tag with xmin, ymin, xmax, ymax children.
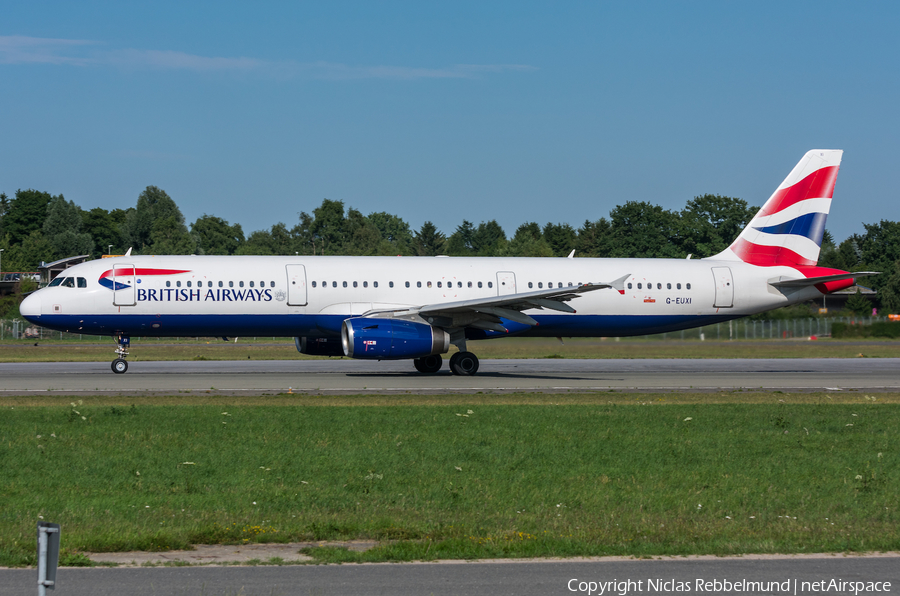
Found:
<box><xmin>22</xmin><ymin>254</ymin><xmax>819</xmax><ymax>340</ymax></box>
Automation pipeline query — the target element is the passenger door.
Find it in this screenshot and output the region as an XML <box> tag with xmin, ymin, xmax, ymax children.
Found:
<box><xmin>711</xmin><ymin>266</ymin><xmax>734</xmax><ymax>308</ymax></box>
<box><xmin>286</xmin><ymin>264</ymin><xmax>308</xmax><ymax>306</ymax></box>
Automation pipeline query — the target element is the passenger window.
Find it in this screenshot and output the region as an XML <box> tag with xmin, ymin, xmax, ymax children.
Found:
<box><xmin>229</xmin><ymin>281</ymin><xmax>234</xmax><ymax>287</ymax></box>
<box><xmin>312</xmin><ymin>281</ymin><xmax>317</xmax><ymax>288</ymax></box>
<box><xmin>427</xmin><ymin>281</ymin><xmax>432</xmax><ymax>288</ymax></box>
<box><xmin>468</xmin><ymin>282</ymin><xmax>472</xmax><ymax>288</ymax></box>
<box><xmin>627</xmin><ymin>282</ymin><xmax>632</xmax><ymax>289</ymax></box>
<box><xmin>61</xmin><ymin>278</ymin><xmax>75</xmax><ymax>288</ymax></box>
<box><xmin>437</xmin><ymin>281</ymin><xmax>442</xmax><ymax>288</ymax></box>
<box><xmin>77</xmin><ymin>277</ymin><xmax>87</xmax><ymax>288</ymax></box>
<box><xmin>270</xmin><ymin>281</ymin><xmax>275</xmax><ymax>288</ymax></box>
<box><xmin>166</xmin><ymin>281</ymin><xmax>171</xmax><ymax>288</ymax></box>
<box><xmin>417</xmin><ymin>281</ymin><xmax>422</xmax><ymax>288</ymax></box>
<box><xmin>332</xmin><ymin>281</ymin><xmax>337</xmax><ymax>288</ymax></box>
<box><xmin>488</xmin><ymin>282</ymin><xmax>493</xmax><ymax>288</ymax></box>
<box><xmin>374</xmin><ymin>281</ymin><xmax>379</xmax><ymax>288</ymax></box>
<box><xmin>389</xmin><ymin>281</ymin><xmax>394</xmax><ymax>288</ymax></box>
<box><xmin>478</xmin><ymin>282</ymin><xmax>482</xmax><ymax>288</ymax></box>
<box><xmin>458</xmin><ymin>281</ymin><xmax>462</xmax><ymax>288</ymax></box>
<box><xmin>528</xmin><ymin>282</ymin><xmax>533</xmax><ymax>288</ymax></box>
<box><xmin>218</xmin><ymin>281</ymin><xmax>223</xmax><ymax>287</ymax></box>
<box><xmin>239</xmin><ymin>281</ymin><xmax>244</xmax><ymax>288</ymax></box>
<box><xmin>548</xmin><ymin>282</ymin><xmax>553</xmax><ymax>289</ymax></box>
<box><xmin>657</xmin><ymin>283</ymin><xmax>662</xmax><ymax>290</ymax></box>
<box><xmin>637</xmin><ymin>283</ymin><xmax>642</xmax><ymax>289</ymax></box>
<box><xmin>667</xmin><ymin>283</ymin><xmax>671</xmax><ymax>290</ymax></box>
<box><xmin>538</xmin><ymin>282</ymin><xmax>543</xmax><ymax>289</ymax></box>
<box><xmin>249</xmin><ymin>281</ymin><xmax>254</xmax><ymax>288</ymax></box>
<box><xmin>686</xmin><ymin>283</ymin><xmax>692</xmax><ymax>290</ymax></box>
<box><xmin>677</xmin><ymin>283</ymin><xmax>681</xmax><ymax>290</ymax></box>
<box><xmin>363</xmin><ymin>281</ymin><xmax>368</xmax><ymax>288</ymax></box>
<box><xmin>343</xmin><ymin>281</ymin><xmax>347</xmax><ymax>288</ymax></box>
<box><xmin>405</xmin><ymin>281</ymin><xmax>410</xmax><ymax>288</ymax></box>
<box><xmin>353</xmin><ymin>281</ymin><xmax>358</xmax><ymax>288</ymax></box>
<box><xmin>177</xmin><ymin>281</ymin><xmax>182</xmax><ymax>288</ymax></box>
<box><xmin>260</xmin><ymin>281</ymin><xmax>264</xmax><ymax>287</ymax></box>
<box><xmin>208</xmin><ymin>281</ymin><xmax>212</xmax><ymax>287</ymax></box>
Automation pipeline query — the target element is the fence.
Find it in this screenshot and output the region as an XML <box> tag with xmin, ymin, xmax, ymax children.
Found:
<box><xmin>2</xmin><ymin>316</ymin><xmax>894</xmax><ymax>342</ymax></box>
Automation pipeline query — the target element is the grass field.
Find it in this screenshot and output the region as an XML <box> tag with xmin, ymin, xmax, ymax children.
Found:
<box><xmin>2</xmin><ymin>336</ymin><xmax>900</xmax><ymax>363</ymax></box>
<box><xmin>1</xmin><ymin>392</ymin><xmax>896</xmax><ymax>566</ymax></box>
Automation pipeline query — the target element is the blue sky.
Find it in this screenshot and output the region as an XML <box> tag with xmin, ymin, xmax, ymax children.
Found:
<box><xmin>2</xmin><ymin>1</ymin><xmax>898</xmax><ymax>242</ymax></box>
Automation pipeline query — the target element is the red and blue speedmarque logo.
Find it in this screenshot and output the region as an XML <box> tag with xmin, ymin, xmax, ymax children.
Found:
<box><xmin>98</xmin><ymin>268</ymin><xmax>191</xmax><ymax>291</ymax></box>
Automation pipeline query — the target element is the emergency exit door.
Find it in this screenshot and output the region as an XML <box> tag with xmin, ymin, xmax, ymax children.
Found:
<box><xmin>711</xmin><ymin>266</ymin><xmax>734</xmax><ymax>308</ymax></box>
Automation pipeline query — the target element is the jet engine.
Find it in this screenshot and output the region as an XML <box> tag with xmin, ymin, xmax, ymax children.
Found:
<box><xmin>341</xmin><ymin>318</ymin><xmax>449</xmax><ymax>359</ymax></box>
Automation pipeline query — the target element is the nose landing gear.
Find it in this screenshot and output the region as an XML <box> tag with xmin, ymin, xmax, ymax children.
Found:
<box><xmin>111</xmin><ymin>335</ymin><xmax>130</xmax><ymax>374</ymax></box>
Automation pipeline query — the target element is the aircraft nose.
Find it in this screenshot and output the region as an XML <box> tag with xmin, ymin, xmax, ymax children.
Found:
<box><xmin>19</xmin><ymin>292</ymin><xmax>41</xmax><ymax>322</ymax></box>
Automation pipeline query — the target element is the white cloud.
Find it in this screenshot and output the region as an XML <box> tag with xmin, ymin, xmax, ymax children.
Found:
<box><xmin>0</xmin><ymin>35</ymin><xmax>533</xmax><ymax>80</ymax></box>
<box><xmin>0</xmin><ymin>35</ymin><xmax>98</xmax><ymax>65</ymax></box>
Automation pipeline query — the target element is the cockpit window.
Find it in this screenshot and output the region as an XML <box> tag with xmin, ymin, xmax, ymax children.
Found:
<box><xmin>49</xmin><ymin>278</ymin><xmax>63</xmax><ymax>287</ymax></box>
<box><xmin>61</xmin><ymin>278</ymin><xmax>75</xmax><ymax>288</ymax></box>
<box><xmin>77</xmin><ymin>277</ymin><xmax>87</xmax><ymax>288</ymax></box>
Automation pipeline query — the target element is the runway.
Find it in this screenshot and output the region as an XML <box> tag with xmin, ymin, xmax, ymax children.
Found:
<box><xmin>2</xmin><ymin>554</ymin><xmax>899</xmax><ymax>596</ymax></box>
<box><xmin>1</xmin><ymin>357</ymin><xmax>898</xmax><ymax>394</ymax></box>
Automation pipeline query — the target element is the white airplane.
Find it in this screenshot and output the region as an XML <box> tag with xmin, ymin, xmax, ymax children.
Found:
<box><xmin>20</xmin><ymin>150</ymin><xmax>875</xmax><ymax>375</ymax></box>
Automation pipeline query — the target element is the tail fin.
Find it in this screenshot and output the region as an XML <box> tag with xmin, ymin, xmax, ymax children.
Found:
<box><xmin>710</xmin><ymin>149</ymin><xmax>842</xmax><ymax>267</ymax></box>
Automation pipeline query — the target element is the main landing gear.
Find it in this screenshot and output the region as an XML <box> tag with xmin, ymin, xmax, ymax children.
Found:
<box><xmin>412</xmin><ymin>351</ymin><xmax>480</xmax><ymax>375</ymax></box>
<box><xmin>111</xmin><ymin>335</ymin><xmax>130</xmax><ymax>374</ymax></box>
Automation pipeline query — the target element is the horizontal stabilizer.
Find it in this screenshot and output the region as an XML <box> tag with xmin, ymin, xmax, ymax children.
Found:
<box><xmin>769</xmin><ymin>271</ymin><xmax>879</xmax><ymax>288</ymax></box>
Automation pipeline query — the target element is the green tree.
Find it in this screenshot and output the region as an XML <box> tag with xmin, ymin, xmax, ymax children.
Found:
<box><xmin>506</xmin><ymin>222</ymin><xmax>553</xmax><ymax>257</ymax></box>
<box><xmin>844</xmin><ymin>289</ymin><xmax>873</xmax><ymax>316</ymax></box>
<box><xmin>470</xmin><ymin>220</ymin><xmax>506</xmax><ymax>256</ymax></box>
<box><xmin>542</xmin><ymin>222</ymin><xmax>577</xmax><ymax>257</ymax></box>
<box><xmin>446</xmin><ymin>220</ymin><xmax>476</xmax><ymax>256</ymax></box>
<box><xmin>149</xmin><ymin>216</ymin><xmax>197</xmax><ymax>255</ymax></box>
<box><xmin>609</xmin><ymin>201</ymin><xmax>682</xmax><ymax>258</ymax></box>
<box><xmin>238</xmin><ymin>223</ymin><xmax>295</xmax><ymax>255</ymax></box>
<box><xmin>413</xmin><ymin>221</ymin><xmax>446</xmax><ymax>256</ymax></box>
<box><xmin>308</xmin><ymin>199</ymin><xmax>347</xmax><ymax>255</ymax></box>
<box><xmin>121</xmin><ymin>186</ymin><xmax>190</xmax><ymax>254</ymax></box>
<box><xmin>3</xmin><ymin>189</ymin><xmax>54</xmax><ymax>245</ymax></box>
<box><xmin>574</xmin><ymin>218</ymin><xmax>613</xmax><ymax>257</ymax></box>
<box><xmin>191</xmin><ymin>215</ymin><xmax>245</xmax><ymax>255</ymax></box>
<box><xmin>679</xmin><ymin>194</ymin><xmax>757</xmax><ymax>257</ymax></box>
<box><xmin>43</xmin><ymin>196</ymin><xmax>94</xmax><ymax>261</ymax></box>
<box><xmin>82</xmin><ymin>207</ymin><xmax>124</xmax><ymax>258</ymax></box>
<box><xmin>368</xmin><ymin>211</ymin><xmax>413</xmax><ymax>254</ymax></box>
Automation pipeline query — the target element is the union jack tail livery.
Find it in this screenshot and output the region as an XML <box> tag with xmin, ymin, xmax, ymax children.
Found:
<box><xmin>712</xmin><ymin>150</ymin><xmax>842</xmax><ymax>267</ymax></box>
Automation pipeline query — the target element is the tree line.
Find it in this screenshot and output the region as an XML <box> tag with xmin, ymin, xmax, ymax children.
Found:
<box><xmin>1</xmin><ymin>185</ymin><xmax>898</xmax><ymax>311</ymax></box>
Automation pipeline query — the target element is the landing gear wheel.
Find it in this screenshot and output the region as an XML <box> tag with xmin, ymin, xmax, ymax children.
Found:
<box><xmin>449</xmin><ymin>351</ymin><xmax>479</xmax><ymax>376</ymax></box>
<box><xmin>414</xmin><ymin>355</ymin><xmax>443</xmax><ymax>374</ymax></box>
<box><xmin>112</xmin><ymin>358</ymin><xmax>128</xmax><ymax>374</ymax></box>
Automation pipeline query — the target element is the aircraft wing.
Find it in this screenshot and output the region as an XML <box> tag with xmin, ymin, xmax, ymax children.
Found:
<box><xmin>362</xmin><ymin>274</ymin><xmax>629</xmax><ymax>332</ymax></box>
<box><xmin>769</xmin><ymin>271</ymin><xmax>879</xmax><ymax>288</ymax></box>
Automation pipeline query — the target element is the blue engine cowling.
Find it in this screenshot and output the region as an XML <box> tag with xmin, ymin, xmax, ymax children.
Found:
<box><xmin>341</xmin><ymin>318</ymin><xmax>449</xmax><ymax>359</ymax></box>
<box><xmin>295</xmin><ymin>336</ymin><xmax>345</xmax><ymax>357</ymax></box>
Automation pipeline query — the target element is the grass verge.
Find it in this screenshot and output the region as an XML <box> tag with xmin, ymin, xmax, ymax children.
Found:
<box><xmin>0</xmin><ymin>393</ymin><xmax>896</xmax><ymax>566</ymax></box>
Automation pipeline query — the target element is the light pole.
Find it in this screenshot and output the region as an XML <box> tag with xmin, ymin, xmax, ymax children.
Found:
<box><xmin>108</xmin><ymin>245</ymin><xmax>113</xmax><ymax>256</ymax></box>
<box><xmin>0</xmin><ymin>248</ymin><xmax>4</xmax><ymax>278</ymax></box>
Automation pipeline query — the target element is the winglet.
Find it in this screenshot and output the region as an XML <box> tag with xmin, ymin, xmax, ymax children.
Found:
<box><xmin>607</xmin><ymin>273</ymin><xmax>630</xmax><ymax>295</ymax></box>
<box><xmin>125</xmin><ymin>247</ymin><xmax>133</xmax><ymax>257</ymax></box>
<box><xmin>567</xmin><ymin>249</ymin><xmax>575</xmax><ymax>259</ymax></box>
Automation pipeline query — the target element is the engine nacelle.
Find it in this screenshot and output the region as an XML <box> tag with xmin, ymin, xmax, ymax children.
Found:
<box><xmin>295</xmin><ymin>336</ymin><xmax>345</xmax><ymax>357</ymax></box>
<box><xmin>341</xmin><ymin>318</ymin><xmax>449</xmax><ymax>359</ymax></box>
